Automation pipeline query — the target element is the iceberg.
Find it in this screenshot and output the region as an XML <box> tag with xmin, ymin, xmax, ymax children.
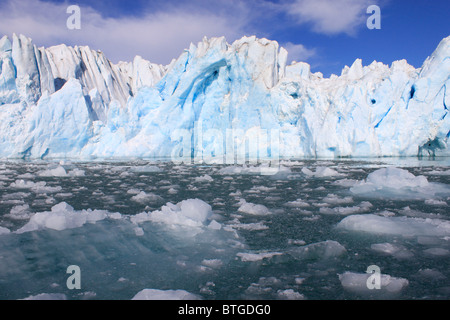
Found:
<box><xmin>0</xmin><ymin>33</ymin><xmax>449</xmax><ymax>159</ymax></box>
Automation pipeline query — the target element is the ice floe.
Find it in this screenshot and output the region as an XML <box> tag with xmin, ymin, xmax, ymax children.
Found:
<box><xmin>237</xmin><ymin>200</ymin><xmax>271</xmax><ymax>216</ymax></box>
<box><xmin>337</xmin><ymin>214</ymin><xmax>450</xmax><ymax>238</ymax></box>
<box><xmin>236</xmin><ymin>251</ymin><xmax>283</xmax><ymax>262</ymax></box>
<box><xmin>132</xmin><ymin>289</ymin><xmax>201</xmax><ymax>300</ymax></box>
<box><xmin>130</xmin><ymin>198</ymin><xmax>213</xmax><ymax>228</ymax></box>
<box><xmin>15</xmin><ymin>202</ymin><xmax>117</xmax><ymax>233</ymax></box>
<box><xmin>350</xmin><ymin>167</ymin><xmax>450</xmax><ymax>199</ymax></box>
<box><xmin>339</xmin><ymin>271</ymin><xmax>409</xmax><ymax>295</ymax></box>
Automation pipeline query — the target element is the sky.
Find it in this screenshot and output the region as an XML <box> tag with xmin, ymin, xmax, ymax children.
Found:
<box><xmin>0</xmin><ymin>0</ymin><xmax>448</xmax><ymax>77</ymax></box>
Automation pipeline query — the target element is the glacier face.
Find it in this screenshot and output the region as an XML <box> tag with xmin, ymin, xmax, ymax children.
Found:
<box><xmin>0</xmin><ymin>33</ymin><xmax>449</xmax><ymax>160</ymax></box>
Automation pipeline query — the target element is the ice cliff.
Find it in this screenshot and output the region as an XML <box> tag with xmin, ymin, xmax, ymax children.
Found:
<box><xmin>0</xmin><ymin>33</ymin><xmax>449</xmax><ymax>160</ymax></box>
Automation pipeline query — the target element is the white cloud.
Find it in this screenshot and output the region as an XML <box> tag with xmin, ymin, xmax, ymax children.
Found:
<box><xmin>0</xmin><ymin>0</ymin><xmax>248</xmax><ymax>64</ymax></box>
<box><xmin>286</xmin><ymin>0</ymin><xmax>374</xmax><ymax>35</ymax></box>
<box><xmin>0</xmin><ymin>0</ymin><xmax>321</xmax><ymax>68</ymax></box>
<box><xmin>282</xmin><ymin>42</ymin><xmax>316</xmax><ymax>63</ymax></box>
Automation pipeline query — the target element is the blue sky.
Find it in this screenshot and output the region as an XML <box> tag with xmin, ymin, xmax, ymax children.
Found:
<box><xmin>0</xmin><ymin>0</ymin><xmax>448</xmax><ymax>77</ymax></box>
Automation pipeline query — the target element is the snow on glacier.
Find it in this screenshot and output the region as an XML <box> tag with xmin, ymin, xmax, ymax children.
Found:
<box><xmin>0</xmin><ymin>34</ymin><xmax>449</xmax><ymax>159</ymax></box>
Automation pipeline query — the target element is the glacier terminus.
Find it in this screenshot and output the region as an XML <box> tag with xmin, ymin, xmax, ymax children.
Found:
<box><xmin>0</xmin><ymin>33</ymin><xmax>449</xmax><ymax>160</ymax></box>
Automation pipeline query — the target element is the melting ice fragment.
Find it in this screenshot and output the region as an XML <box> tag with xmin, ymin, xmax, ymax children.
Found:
<box><xmin>15</xmin><ymin>202</ymin><xmax>115</xmax><ymax>233</ymax></box>
<box><xmin>20</xmin><ymin>293</ymin><xmax>67</xmax><ymax>300</ymax></box>
<box><xmin>131</xmin><ymin>289</ymin><xmax>201</xmax><ymax>300</ymax></box>
<box><xmin>0</xmin><ymin>226</ymin><xmax>11</xmax><ymax>235</ymax></box>
<box><xmin>336</xmin><ymin>214</ymin><xmax>450</xmax><ymax>238</ymax></box>
<box><xmin>350</xmin><ymin>167</ymin><xmax>450</xmax><ymax>199</ymax></box>
<box><xmin>130</xmin><ymin>198</ymin><xmax>213</xmax><ymax>228</ymax></box>
<box><xmin>339</xmin><ymin>272</ymin><xmax>409</xmax><ymax>295</ymax></box>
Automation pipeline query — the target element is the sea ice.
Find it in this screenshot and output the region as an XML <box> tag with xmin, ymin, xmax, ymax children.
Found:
<box><xmin>131</xmin><ymin>289</ymin><xmax>201</xmax><ymax>300</ymax></box>
<box><xmin>131</xmin><ymin>198</ymin><xmax>213</xmax><ymax>228</ymax></box>
<box><xmin>276</xmin><ymin>289</ymin><xmax>305</xmax><ymax>300</ymax></box>
<box><xmin>237</xmin><ymin>200</ymin><xmax>271</xmax><ymax>215</ymax></box>
<box><xmin>350</xmin><ymin>167</ymin><xmax>450</xmax><ymax>199</ymax></box>
<box><xmin>130</xmin><ymin>191</ymin><xmax>163</xmax><ymax>204</ymax></box>
<box><xmin>15</xmin><ymin>202</ymin><xmax>112</xmax><ymax>233</ymax></box>
<box><xmin>339</xmin><ymin>271</ymin><xmax>409</xmax><ymax>295</ymax></box>
<box><xmin>301</xmin><ymin>167</ymin><xmax>342</xmax><ymax>177</ymax></box>
<box><xmin>236</xmin><ymin>251</ymin><xmax>283</xmax><ymax>262</ymax></box>
<box><xmin>337</xmin><ymin>214</ymin><xmax>450</xmax><ymax>237</ymax></box>
<box><xmin>288</xmin><ymin>240</ymin><xmax>347</xmax><ymax>260</ymax></box>
<box><xmin>21</xmin><ymin>293</ymin><xmax>67</xmax><ymax>300</ymax></box>
<box><xmin>0</xmin><ymin>226</ymin><xmax>11</xmax><ymax>235</ymax></box>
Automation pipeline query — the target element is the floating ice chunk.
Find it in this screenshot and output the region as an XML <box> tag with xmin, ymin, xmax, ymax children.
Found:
<box><xmin>350</xmin><ymin>167</ymin><xmax>450</xmax><ymax>199</ymax></box>
<box><xmin>130</xmin><ymin>166</ymin><xmax>162</xmax><ymax>173</ymax></box>
<box><xmin>319</xmin><ymin>201</ymin><xmax>372</xmax><ymax>215</ymax></box>
<box><xmin>333</xmin><ymin>179</ymin><xmax>359</xmax><ymax>188</ymax></box>
<box><xmin>134</xmin><ymin>227</ymin><xmax>144</xmax><ymax>236</ymax></box>
<box><xmin>201</xmin><ymin>259</ymin><xmax>223</xmax><ymax>268</ymax></box>
<box><xmin>246</xmin><ymin>276</ymin><xmax>281</xmax><ymax>292</ymax></box>
<box><xmin>246</xmin><ymin>185</ymin><xmax>276</xmax><ymax>193</ymax></box>
<box><xmin>285</xmin><ymin>200</ymin><xmax>310</xmax><ymax>208</ymax></box>
<box><xmin>5</xmin><ymin>204</ymin><xmax>32</xmax><ymax>220</ymax></box>
<box><xmin>131</xmin><ymin>289</ymin><xmax>201</xmax><ymax>300</ymax></box>
<box><xmin>218</xmin><ymin>165</ymin><xmax>290</xmax><ymax>176</ymax></box>
<box><xmin>426</xmin><ymin>169</ymin><xmax>450</xmax><ymax>176</ymax></box>
<box><xmin>208</xmin><ymin>220</ymin><xmax>222</xmax><ymax>230</ymax></box>
<box><xmin>68</xmin><ymin>168</ymin><xmax>85</xmax><ymax>177</ymax></box>
<box><xmin>17</xmin><ymin>173</ymin><xmax>35</xmax><ymax>179</ymax></box>
<box><xmin>238</xmin><ymin>200</ymin><xmax>271</xmax><ymax>215</ymax></box>
<box><xmin>302</xmin><ymin>166</ymin><xmax>342</xmax><ymax>177</ymax></box>
<box><xmin>131</xmin><ymin>199</ymin><xmax>213</xmax><ymax>228</ymax></box>
<box><xmin>339</xmin><ymin>271</ymin><xmax>409</xmax><ymax>295</ymax></box>
<box><xmin>284</xmin><ymin>199</ymin><xmax>310</xmax><ymax>208</ymax></box>
<box><xmin>10</xmin><ymin>179</ymin><xmax>62</xmax><ymax>193</ymax></box>
<box><xmin>21</xmin><ymin>293</ymin><xmax>67</xmax><ymax>300</ymax></box>
<box><xmin>423</xmin><ymin>248</ymin><xmax>450</xmax><ymax>256</ymax></box>
<box><xmin>37</xmin><ymin>166</ymin><xmax>67</xmax><ymax>177</ymax></box>
<box><xmin>0</xmin><ymin>226</ymin><xmax>11</xmax><ymax>235</ymax></box>
<box><xmin>337</xmin><ymin>214</ymin><xmax>450</xmax><ymax>237</ymax></box>
<box><xmin>416</xmin><ymin>268</ymin><xmax>447</xmax><ymax>280</ymax></box>
<box><xmin>37</xmin><ymin>165</ymin><xmax>85</xmax><ymax>177</ymax></box>
<box><xmin>237</xmin><ymin>251</ymin><xmax>283</xmax><ymax>262</ymax></box>
<box><xmin>15</xmin><ymin>202</ymin><xmax>112</xmax><ymax>233</ymax></box>
<box><xmin>322</xmin><ymin>194</ymin><xmax>353</xmax><ymax>205</ymax></box>
<box><xmin>425</xmin><ymin>199</ymin><xmax>447</xmax><ymax>206</ymax></box>
<box><xmin>194</xmin><ymin>174</ymin><xmax>213</xmax><ymax>183</ymax></box>
<box><xmin>288</xmin><ymin>240</ymin><xmax>347</xmax><ymax>260</ymax></box>
<box><xmin>226</xmin><ymin>220</ymin><xmax>269</xmax><ymax>231</ymax></box>
<box><xmin>370</xmin><ymin>243</ymin><xmax>413</xmax><ymax>259</ymax></box>
<box><xmin>167</xmin><ymin>187</ymin><xmax>178</xmax><ymax>194</ymax></box>
<box><xmin>127</xmin><ymin>188</ymin><xmax>141</xmax><ymax>195</ymax></box>
<box><xmin>131</xmin><ymin>191</ymin><xmax>163</xmax><ymax>204</ymax></box>
<box><xmin>276</xmin><ymin>289</ymin><xmax>305</xmax><ymax>300</ymax></box>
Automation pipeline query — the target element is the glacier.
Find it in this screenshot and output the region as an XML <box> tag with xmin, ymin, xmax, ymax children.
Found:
<box><xmin>0</xmin><ymin>33</ymin><xmax>449</xmax><ymax>160</ymax></box>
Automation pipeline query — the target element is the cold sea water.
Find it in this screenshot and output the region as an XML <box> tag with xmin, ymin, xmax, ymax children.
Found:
<box><xmin>0</xmin><ymin>158</ymin><xmax>449</xmax><ymax>300</ymax></box>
